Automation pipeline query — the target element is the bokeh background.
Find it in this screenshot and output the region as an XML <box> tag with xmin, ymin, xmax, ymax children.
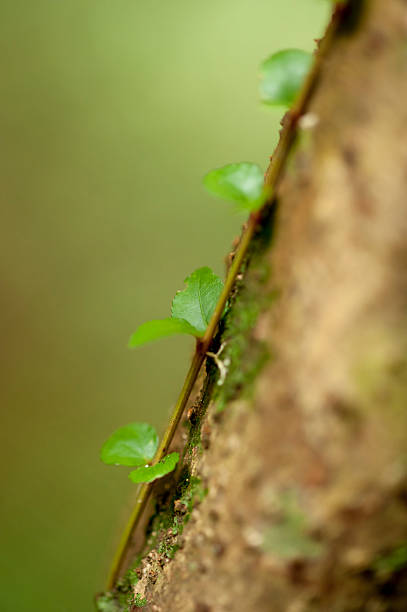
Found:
<box><xmin>0</xmin><ymin>1</ymin><xmax>329</xmax><ymax>610</ymax></box>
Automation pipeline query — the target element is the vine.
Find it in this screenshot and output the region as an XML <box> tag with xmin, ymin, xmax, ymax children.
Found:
<box><xmin>97</xmin><ymin>2</ymin><xmax>348</xmax><ymax>609</ymax></box>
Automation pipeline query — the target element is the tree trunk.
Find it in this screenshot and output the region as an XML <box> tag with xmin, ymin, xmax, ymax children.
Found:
<box><xmin>105</xmin><ymin>1</ymin><xmax>407</xmax><ymax>609</ymax></box>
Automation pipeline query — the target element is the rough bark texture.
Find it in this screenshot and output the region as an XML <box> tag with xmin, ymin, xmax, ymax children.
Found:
<box><xmin>105</xmin><ymin>1</ymin><xmax>407</xmax><ymax>610</ymax></box>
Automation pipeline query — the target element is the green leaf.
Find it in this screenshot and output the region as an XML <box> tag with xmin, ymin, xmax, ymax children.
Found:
<box><xmin>129</xmin><ymin>317</ymin><xmax>201</xmax><ymax>347</ymax></box>
<box><xmin>260</xmin><ymin>49</ymin><xmax>313</xmax><ymax>107</ymax></box>
<box><xmin>129</xmin><ymin>452</ymin><xmax>179</xmax><ymax>483</ymax></box>
<box><xmin>128</xmin><ymin>267</ymin><xmax>223</xmax><ymax>347</ymax></box>
<box><xmin>171</xmin><ymin>267</ymin><xmax>223</xmax><ymax>335</ymax></box>
<box><xmin>100</xmin><ymin>422</ymin><xmax>159</xmax><ymax>467</ymax></box>
<box><xmin>203</xmin><ymin>162</ymin><xmax>267</xmax><ymax>211</ymax></box>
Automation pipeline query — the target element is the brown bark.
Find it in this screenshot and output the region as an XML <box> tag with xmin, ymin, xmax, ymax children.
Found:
<box><xmin>110</xmin><ymin>1</ymin><xmax>407</xmax><ymax>609</ymax></box>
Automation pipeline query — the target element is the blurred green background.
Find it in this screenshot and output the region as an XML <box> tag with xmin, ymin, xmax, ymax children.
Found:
<box><xmin>0</xmin><ymin>1</ymin><xmax>329</xmax><ymax>610</ymax></box>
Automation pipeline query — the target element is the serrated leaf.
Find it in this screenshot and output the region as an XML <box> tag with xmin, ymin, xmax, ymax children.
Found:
<box><xmin>100</xmin><ymin>422</ymin><xmax>159</xmax><ymax>467</ymax></box>
<box><xmin>129</xmin><ymin>317</ymin><xmax>201</xmax><ymax>348</ymax></box>
<box><xmin>203</xmin><ymin>162</ymin><xmax>267</xmax><ymax>211</ymax></box>
<box><xmin>260</xmin><ymin>49</ymin><xmax>313</xmax><ymax>107</ymax></box>
<box><xmin>171</xmin><ymin>267</ymin><xmax>223</xmax><ymax>335</ymax></box>
<box><xmin>128</xmin><ymin>452</ymin><xmax>179</xmax><ymax>483</ymax></box>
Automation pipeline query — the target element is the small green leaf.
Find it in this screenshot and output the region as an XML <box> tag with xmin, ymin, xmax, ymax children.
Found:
<box><xmin>128</xmin><ymin>267</ymin><xmax>223</xmax><ymax>347</ymax></box>
<box><xmin>171</xmin><ymin>267</ymin><xmax>223</xmax><ymax>335</ymax></box>
<box><xmin>203</xmin><ymin>162</ymin><xmax>267</xmax><ymax>211</ymax></box>
<box><xmin>100</xmin><ymin>422</ymin><xmax>159</xmax><ymax>467</ymax></box>
<box><xmin>260</xmin><ymin>49</ymin><xmax>313</xmax><ymax>107</ymax></box>
<box><xmin>129</xmin><ymin>452</ymin><xmax>179</xmax><ymax>483</ymax></box>
<box><xmin>129</xmin><ymin>317</ymin><xmax>201</xmax><ymax>347</ymax></box>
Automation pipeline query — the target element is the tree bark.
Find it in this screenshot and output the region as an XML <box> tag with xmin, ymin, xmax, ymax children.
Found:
<box><xmin>105</xmin><ymin>1</ymin><xmax>407</xmax><ymax>609</ymax></box>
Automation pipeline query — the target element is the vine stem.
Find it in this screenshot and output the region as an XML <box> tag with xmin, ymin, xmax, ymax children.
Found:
<box><xmin>106</xmin><ymin>5</ymin><xmax>343</xmax><ymax>590</ymax></box>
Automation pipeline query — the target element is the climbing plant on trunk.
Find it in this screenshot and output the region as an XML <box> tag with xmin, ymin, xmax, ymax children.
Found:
<box><xmin>97</xmin><ymin>1</ymin><xmax>407</xmax><ymax>609</ymax></box>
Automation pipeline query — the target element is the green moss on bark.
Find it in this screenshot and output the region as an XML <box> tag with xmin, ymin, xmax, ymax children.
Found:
<box><xmin>214</xmin><ymin>207</ymin><xmax>277</xmax><ymax>412</ymax></box>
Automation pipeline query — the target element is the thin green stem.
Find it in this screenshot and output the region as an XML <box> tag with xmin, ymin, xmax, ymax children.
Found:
<box><xmin>106</xmin><ymin>6</ymin><xmax>342</xmax><ymax>590</ymax></box>
<box><xmin>107</xmin><ymin>349</ymin><xmax>204</xmax><ymax>589</ymax></box>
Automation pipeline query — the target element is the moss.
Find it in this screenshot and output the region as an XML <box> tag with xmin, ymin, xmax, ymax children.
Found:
<box><xmin>95</xmin><ymin>566</ymin><xmax>143</xmax><ymax>611</ymax></box>
<box><xmin>214</xmin><ymin>207</ymin><xmax>276</xmax><ymax>411</ymax></box>
<box><xmin>354</xmin><ymin>336</ymin><xmax>407</xmax><ymax>451</ymax></box>
<box><xmin>128</xmin><ymin>469</ymin><xmax>208</xmax><ymax>573</ymax></box>
<box><xmin>133</xmin><ymin>594</ymin><xmax>147</xmax><ymax>608</ymax></box>
<box><xmin>178</xmin><ymin>475</ymin><xmax>208</xmax><ymax>516</ymax></box>
<box><xmin>179</xmin><ymin>339</ymin><xmax>223</xmax><ymax>455</ymax></box>
<box><xmin>95</xmin><ymin>593</ymin><xmax>120</xmax><ymax>612</ymax></box>
<box><xmin>262</xmin><ymin>490</ymin><xmax>324</xmax><ymax>561</ymax></box>
<box><xmin>263</xmin><ymin>521</ymin><xmax>323</xmax><ymax>561</ymax></box>
<box><xmin>373</xmin><ymin>544</ymin><xmax>407</xmax><ymax>575</ymax></box>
